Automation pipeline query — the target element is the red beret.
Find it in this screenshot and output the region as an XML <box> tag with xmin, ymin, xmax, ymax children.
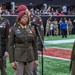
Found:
<box><xmin>16</xmin><ymin>4</ymin><xmax>27</xmax><ymax>13</ymax></box>
<box><xmin>17</xmin><ymin>11</ymin><xmax>25</xmax><ymax>19</ymax></box>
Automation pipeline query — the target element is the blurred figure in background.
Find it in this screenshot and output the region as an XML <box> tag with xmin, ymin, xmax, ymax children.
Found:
<box><xmin>58</xmin><ymin>18</ymin><xmax>63</xmax><ymax>35</ymax></box>
<box><xmin>0</xmin><ymin>6</ymin><xmax>10</xmax><ymax>75</ymax></box>
<box><xmin>53</xmin><ymin>18</ymin><xmax>58</xmax><ymax>36</ymax></box>
<box><xmin>70</xmin><ymin>41</ymin><xmax>75</xmax><ymax>75</ymax></box>
<box><xmin>68</xmin><ymin>18</ymin><xmax>73</xmax><ymax>35</ymax></box>
<box><xmin>49</xmin><ymin>22</ymin><xmax>54</xmax><ymax>36</ymax></box>
<box><xmin>46</xmin><ymin>18</ymin><xmax>51</xmax><ymax>36</ymax></box>
<box><xmin>60</xmin><ymin>19</ymin><xmax>67</xmax><ymax>38</ymax></box>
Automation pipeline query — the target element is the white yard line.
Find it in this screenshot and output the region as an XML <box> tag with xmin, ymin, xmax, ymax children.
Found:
<box><xmin>39</xmin><ymin>55</ymin><xmax>70</xmax><ymax>61</ymax></box>
<box><xmin>44</xmin><ymin>39</ymin><xmax>75</xmax><ymax>44</ymax></box>
<box><xmin>46</xmin><ymin>47</ymin><xmax>72</xmax><ymax>50</ymax></box>
<box><xmin>39</xmin><ymin>46</ymin><xmax>72</xmax><ymax>61</ymax></box>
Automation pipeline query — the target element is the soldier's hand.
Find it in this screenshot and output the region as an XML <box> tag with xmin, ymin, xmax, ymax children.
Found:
<box><xmin>4</xmin><ymin>51</ymin><xmax>9</xmax><ymax>57</ymax></box>
<box><xmin>11</xmin><ymin>62</ymin><xmax>17</xmax><ymax>70</ymax></box>
<box><xmin>34</xmin><ymin>60</ymin><xmax>38</xmax><ymax>67</ymax></box>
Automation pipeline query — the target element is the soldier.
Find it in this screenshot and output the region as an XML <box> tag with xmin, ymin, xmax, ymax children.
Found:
<box><xmin>16</xmin><ymin>4</ymin><xmax>44</xmax><ymax>51</ymax></box>
<box><xmin>46</xmin><ymin>18</ymin><xmax>51</xmax><ymax>36</ymax></box>
<box><xmin>0</xmin><ymin>7</ymin><xmax>10</xmax><ymax>75</ymax></box>
<box><xmin>16</xmin><ymin>4</ymin><xmax>44</xmax><ymax>75</ymax></box>
<box><xmin>68</xmin><ymin>18</ymin><xmax>73</xmax><ymax>35</ymax></box>
<box><xmin>58</xmin><ymin>18</ymin><xmax>63</xmax><ymax>35</ymax></box>
<box><xmin>53</xmin><ymin>18</ymin><xmax>58</xmax><ymax>36</ymax></box>
<box><xmin>70</xmin><ymin>41</ymin><xmax>75</xmax><ymax>75</ymax></box>
<box><xmin>8</xmin><ymin>11</ymin><xmax>38</xmax><ymax>75</ymax></box>
<box><xmin>64</xmin><ymin>18</ymin><xmax>68</xmax><ymax>35</ymax></box>
<box><xmin>30</xmin><ymin>13</ymin><xmax>44</xmax><ymax>51</ymax></box>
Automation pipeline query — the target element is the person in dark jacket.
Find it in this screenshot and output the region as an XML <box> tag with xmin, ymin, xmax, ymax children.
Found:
<box><xmin>70</xmin><ymin>41</ymin><xmax>75</xmax><ymax>75</ymax></box>
<box><xmin>0</xmin><ymin>15</ymin><xmax>9</xmax><ymax>75</ymax></box>
<box><xmin>8</xmin><ymin>10</ymin><xmax>38</xmax><ymax>75</ymax></box>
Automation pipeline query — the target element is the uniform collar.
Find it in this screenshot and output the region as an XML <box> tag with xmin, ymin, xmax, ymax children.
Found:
<box><xmin>18</xmin><ymin>22</ymin><xmax>26</xmax><ymax>28</ymax></box>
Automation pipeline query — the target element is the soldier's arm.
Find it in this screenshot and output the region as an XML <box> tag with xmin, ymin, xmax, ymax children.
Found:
<box><xmin>5</xmin><ymin>19</ymin><xmax>10</xmax><ymax>52</ymax></box>
<box><xmin>8</xmin><ymin>27</ymin><xmax>15</xmax><ymax>63</ymax></box>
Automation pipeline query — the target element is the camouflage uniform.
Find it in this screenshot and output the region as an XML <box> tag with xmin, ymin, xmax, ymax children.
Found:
<box><xmin>68</xmin><ymin>18</ymin><xmax>73</xmax><ymax>35</ymax></box>
<box><xmin>59</xmin><ymin>18</ymin><xmax>63</xmax><ymax>35</ymax></box>
<box><xmin>46</xmin><ymin>18</ymin><xmax>51</xmax><ymax>36</ymax></box>
<box><xmin>64</xmin><ymin>18</ymin><xmax>68</xmax><ymax>35</ymax></box>
<box><xmin>0</xmin><ymin>17</ymin><xmax>10</xmax><ymax>75</ymax></box>
<box><xmin>53</xmin><ymin>18</ymin><xmax>58</xmax><ymax>36</ymax></box>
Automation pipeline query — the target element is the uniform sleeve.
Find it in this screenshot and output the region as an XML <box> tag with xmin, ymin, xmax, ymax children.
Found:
<box><xmin>8</xmin><ymin>27</ymin><xmax>15</xmax><ymax>63</ymax></box>
<box><xmin>5</xmin><ymin>20</ymin><xmax>10</xmax><ymax>52</ymax></box>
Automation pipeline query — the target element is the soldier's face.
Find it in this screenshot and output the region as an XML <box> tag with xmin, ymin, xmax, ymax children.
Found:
<box><xmin>20</xmin><ymin>15</ymin><xmax>29</xmax><ymax>25</ymax></box>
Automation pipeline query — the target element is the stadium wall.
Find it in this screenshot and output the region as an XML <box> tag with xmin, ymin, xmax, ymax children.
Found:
<box><xmin>2</xmin><ymin>15</ymin><xmax>75</xmax><ymax>34</ymax></box>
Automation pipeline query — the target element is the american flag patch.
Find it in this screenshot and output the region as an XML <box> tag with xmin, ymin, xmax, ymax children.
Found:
<box><xmin>9</xmin><ymin>28</ymin><xmax>12</xmax><ymax>32</ymax></box>
<box><xmin>39</xmin><ymin>18</ymin><xmax>42</xmax><ymax>22</ymax></box>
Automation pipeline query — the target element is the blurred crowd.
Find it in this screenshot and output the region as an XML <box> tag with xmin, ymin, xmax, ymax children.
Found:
<box><xmin>0</xmin><ymin>4</ymin><xmax>75</xmax><ymax>15</ymax></box>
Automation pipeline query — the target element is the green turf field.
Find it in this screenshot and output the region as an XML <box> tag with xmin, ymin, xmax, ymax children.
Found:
<box><xmin>45</xmin><ymin>43</ymin><xmax>73</xmax><ymax>49</ymax></box>
<box><xmin>39</xmin><ymin>57</ymin><xmax>70</xmax><ymax>75</ymax></box>
<box><xmin>44</xmin><ymin>35</ymin><xmax>75</xmax><ymax>49</ymax></box>
<box><xmin>44</xmin><ymin>35</ymin><xmax>75</xmax><ymax>41</ymax></box>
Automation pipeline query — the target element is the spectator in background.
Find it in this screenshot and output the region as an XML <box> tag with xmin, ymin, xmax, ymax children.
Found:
<box><xmin>64</xmin><ymin>18</ymin><xmax>68</xmax><ymax>35</ymax></box>
<box><xmin>60</xmin><ymin>19</ymin><xmax>67</xmax><ymax>38</ymax></box>
<box><xmin>50</xmin><ymin>22</ymin><xmax>54</xmax><ymax>36</ymax></box>
<box><xmin>46</xmin><ymin>18</ymin><xmax>51</xmax><ymax>36</ymax></box>
<box><xmin>59</xmin><ymin>11</ymin><xmax>65</xmax><ymax>16</ymax></box>
<box><xmin>10</xmin><ymin>10</ymin><xmax>15</xmax><ymax>15</ymax></box>
<box><xmin>54</xmin><ymin>9</ymin><xmax>59</xmax><ymax>15</ymax></box>
<box><xmin>51</xmin><ymin>8</ymin><xmax>54</xmax><ymax>15</ymax></box>
<box><xmin>58</xmin><ymin>18</ymin><xmax>63</xmax><ymax>35</ymax></box>
<box><xmin>53</xmin><ymin>18</ymin><xmax>58</xmax><ymax>36</ymax></box>
<box><xmin>62</xmin><ymin>4</ymin><xmax>67</xmax><ymax>15</ymax></box>
<box><xmin>68</xmin><ymin>18</ymin><xmax>73</xmax><ymax>35</ymax></box>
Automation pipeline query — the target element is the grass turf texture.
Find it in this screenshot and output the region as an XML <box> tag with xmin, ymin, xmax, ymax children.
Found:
<box><xmin>44</xmin><ymin>35</ymin><xmax>75</xmax><ymax>41</ymax></box>
<box><xmin>38</xmin><ymin>57</ymin><xmax>70</xmax><ymax>75</ymax></box>
<box><xmin>44</xmin><ymin>35</ymin><xmax>74</xmax><ymax>49</ymax></box>
<box><xmin>6</xmin><ymin>57</ymin><xmax>70</xmax><ymax>75</ymax></box>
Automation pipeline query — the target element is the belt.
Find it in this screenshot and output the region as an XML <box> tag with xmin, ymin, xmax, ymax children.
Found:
<box><xmin>15</xmin><ymin>43</ymin><xmax>32</xmax><ymax>48</ymax></box>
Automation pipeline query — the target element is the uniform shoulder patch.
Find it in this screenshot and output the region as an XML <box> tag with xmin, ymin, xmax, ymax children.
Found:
<box><xmin>9</xmin><ymin>28</ymin><xmax>12</xmax><ymax>33</ymax></box>
<box><xmin>39</xmin><ymin>18</ymin><xmax>42</xmax><ymax>22</ymax></box>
